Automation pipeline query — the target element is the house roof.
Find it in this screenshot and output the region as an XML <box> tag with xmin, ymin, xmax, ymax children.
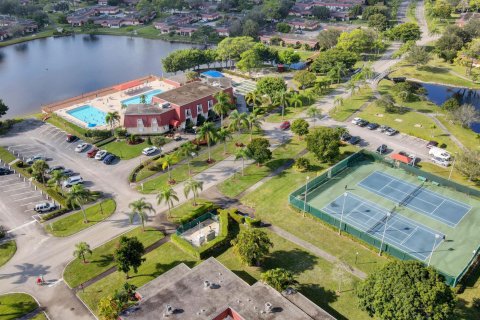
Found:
<box><xmin>124</xmin><ymin>104</ymin><xmax>172</xmax><ymax>115</ymax></box>
<box><xmin>153</xmin><ymin>82</ymin><xmax>225</xmax><ymax>106</ymax></box>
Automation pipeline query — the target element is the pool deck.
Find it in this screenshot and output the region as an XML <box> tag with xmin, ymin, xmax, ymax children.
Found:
<box><xmin>46</xmin><ymin>76</ymin><xmax>175</xmax><ymax>130</ymax></box>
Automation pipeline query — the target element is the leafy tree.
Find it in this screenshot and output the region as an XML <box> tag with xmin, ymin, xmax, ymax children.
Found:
<box><xmin>152</xmin><ymin>136</ymin><xmax>167</xmax><ymax>147</ymax></box>
<box><xmin>242</xmin><ymin>19</ymin><xmax>260</xmax><ymax>38</ymax></box>
<box><xmin>183</xmin><ymin>179</ymin><xmax>203</xmax><ymax>206</ymax></box>
<box><xmin>262</xmin><ymin>0</ymin><xmax>294</xmax><ymax>20</ymax></box>
<box><xmin>389</xmin><ymin>23</ymin><xmax>421</xmax><ymax>42</ymax></box>
<box><xmin>237</xmin><ymin>49</ymin><xmax>262</xmax><ymax>74</ymax></box>
<box><xmin>432</xmin><ymin>0</ymin><xmax>453</xmax><ymax>18</ymax></box>
<box><xmin>198</xmin><ymin>122</ymin><xmax>218</xmax><ymax>162</ymax></box>
<box><xmin>98</xmin><ymin>296</ymin><xmax>120</xmax><ymax>320</ymax></box>
<box><xmin>252</xmin><ymin>43</ymin><xmax>278</xmax><ymax>63</ymax></box>
<box><xmin>336</xmin><ymin>29</ymin><xmax>376</xmax><ymax>54</ymax></box>
<box><xmin>177</xmin><ymin>141</ymin><xmax>197</xmax><ymax>175</ymax></box>
<box><xmin>31</xmin><ymin>160</ymin><xmax>49</xmax><ymax>184</ymax></box>
<box><xmin>463</xmin><ymin>18</ymin><xmax>480</xmax><ymax>39</ymax></box>
<box><xmin>349</xmin><ymin>4</ymin><xmax>363</xmax><ymax>17</ymax></box>
<box><xmin>245</xmin><ymin>91</ymin><xmax>262</xmax><ymax>112</ymax></box>
<box><xmin>436</xmin><ymin>33</ymin><xmax>464</xmax><ymax>62</ymax></box>
<box><xmin>310</xmin><ymin>48</ymin><xmax>358</xmax><ymax>74</ymax></box>
<box><xmin>357</xmin><ymin>261</ymin><xmax>456</xmax><ymax>320</ymax></box>
<box><xmin>317</xmin><ymin>29</ymin><xmax>342</xmax><ymax>51</ymax></box>
<box><xmin>406</xmin><ymin>45</ymin><xmax>431</xmax><ymax>68</ymax></box>
<box><xmin>185</xmin><ymin>71</ymin><xmax>198</xmax><ymax>82</ymax></box>
<box><xmin>128</xmin><ymin>198</ymin><xmax>155</xmax><ymax>231</ymax></box>
<box><xmin>291</xmin><ymin>119</ymin><xmax>309</xmax><ymax>138</ymax></box>
<box><xmin>288</xmin><ymin>92</ymin><xmax>303</xmax><ymax>109</ymax></box>
<box><xmin>275</xmin><ymin>90</ymin><xmax>290</xmax><ymax>120</ymax></box>
<box><xmin>235</xmin><ymin>148</ymin><xmax>253</xmax><ymax>176</ymax></box>
<box><xmin>192</xmin><ymin>26</ymin><xmax>220</xmax><ymax>43</ymax></box>
<box><xmin>327</xmin><ymin>62</ymin><xmax>348</xmax><ymax>84</ymax></box>
<box><xmin>247</xmin><ymin>137</ymin><xmax>272</xmax><ymax>166</ymax></box>
<box><xmin>0</xmin><ymin>99</ymin><xmax>8</xmax><ymax>119</ymax></box>
<box><xmin>261</xmin><ymin>268</ymin><xmax>298</xmax><ymax>291</ymax></box>
<box><xmin>294</xmin><ymin>157</ymin><xmax>310</xmax><ymax>171</ymax></box>
<box><xmin>278</xmin><ymin>48</ymin><xmax>300</xmax><ymax>65</ymax></box>
<box><xmin>231</xmin><ymin>228</ymin><xmax>273</xmax><ymax>266</ymax></box>
<box><xmin>66</xmin><ymin>185</ymin><xmax>97</xmax><ymax>223</ymax></box>
<box><xmin>456</xmin><ymin>150</ymin><xmax>480</xmax><ymax>181</ymax></box>
<box><xmin>157</xmin><ymin>187</ymin><xmax>179</xmax><ymax>218</ymax></box>
<box><xmin>362</xmin><ymin>5</ymin><xmax>389</xmax><ymax>20</ymax></box>
<box><xmin>441</xmin><ymin>97</ymin><xmax>460</xmax><ymax>112</ymax></box>
<box><xmin>105</xmin><ymin>111</ymin><xmax>120</xmax><ymax>136</ymax></box>
<box><xmin>276</xmin><ymin>22</ymin><xmax>291</xmax><ymax>33</ymax></box>
<box><xmin>256</xmin><ymin>76</ymin><xmax>287</xmax><ymax>99</ymax></box>
<box><xmin>293</xmin><ymin>70</ymin><xmax>316</xmax><ymax>89</ymax></box>
<box><xmin>217</xmin><ymin>128</ymin><xmax>232</xmax><ymax>154</ymax></box>
<box><xmin>306</xmin><ymin>127</ymin><xmax>342</xmax><ymax>163</ymax></box>
<box><xmin>73</xmin><ymin>242</ymin><xmax>92</xmax><ymax>263</ymax></box>
<box><xmin>213</xmin><ymin>91</ymin><xmax>233</xmax><ymax>127</ymax></box>
<box><xmin>114</xmin><ymin>236</ymin><xmax>146</xmax><ymax>279</ymax></box>
<box><xmin>368</xmin><ymin>13</ymin><xmax>388</xmax><ymax>31</ymax></box>
<box><xmin>216</xmin><ymin>36</ymin><xmax>255</xmax><ymax>67</ymax></box>
<box><xmin>312</xmin><ymin>6</ymin><xmax>330</xmax><ymax>20</ymax></box>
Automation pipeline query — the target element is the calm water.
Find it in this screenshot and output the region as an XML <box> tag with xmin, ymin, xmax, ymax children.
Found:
<box><xmin>420</xmin><ymin>82</ymin><xmax>480</xmax><ymax>133</ymax></box>
<box><xmin>0</xmin><ymin>35</ymin><xmax>196</xmax><ymax>118</ymax></box>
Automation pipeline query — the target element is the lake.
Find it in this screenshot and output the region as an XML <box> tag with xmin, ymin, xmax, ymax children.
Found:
<box><xmin>0</xmin><ymin>35</ymin><xmax>197</xmax><ymax>118</ymax></box>
<box><xmin>419</xmin><ymin>82</ymin><xmax>480</xmax><ymax>133</ymax></box>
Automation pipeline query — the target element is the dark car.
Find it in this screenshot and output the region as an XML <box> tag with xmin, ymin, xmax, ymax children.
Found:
<box><xmin>279</xmin><ymin>121</ymin><xmax>291</xmax><ymax>130</ymax></box>
<box><xmin>385</xmin><ymin>127</ymin><xmax>398</xmax><ymax>136</ymax></box>
<box><xmin>0</xmin><ymin>167</ymin><xmax>12</xmax><ymax>175</ymax></box>
<box><xmin>87</xmin><ymin>147</ymin><xmax>99</xmax><ymax>158</ymax></box>
<box><xmin>366</xmin><ymin>122</ymin><xmax>379</xmax><ymax>130</ymax></box>
<box><xmin>47</xmin><ymin>165</ymin><xmax>65</xmax><ymax>174</ymax></box>
<box><xmin>103</xmin><ymin>154</ymin><xmax>116</xmax><ymax>165</ymax></box>
<box><xmin>426</xmin><ymin>140</ymin><xmax>439</xmax><ymax>149</ymax></box>
<box><xmin>62</xmin><ymin>169</ymin><xmax>75</xmax><ymax>177</ymax></box>
<box><xmin>376</xmin><ymin>144</ymin><xmax>388</xmax><ymax>154</ymax></box>
<box><xmin>66</xmin><ymin>134</ymin><xmax>78</xmax><ymax>143</ymax></box>
<box><xmin>357</xmin><ymin>119</ymin><xmax>369</xmax><ymax>127</ymax></box>
<box><xmin>348</xmin><ymin>136</ymin><xmax>361</xmax><ymax>145</ymax></box>
<box><xmin>340</xmin><ymin>132</ymin><xmax>352</xmax><ymax>142</ymax></box>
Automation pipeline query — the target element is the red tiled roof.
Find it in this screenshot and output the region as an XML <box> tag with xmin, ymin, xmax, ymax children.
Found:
<box><xmin>114</xmin><ymin>80</ymin><xmax>142</xmax><ymax>91</ymax></box>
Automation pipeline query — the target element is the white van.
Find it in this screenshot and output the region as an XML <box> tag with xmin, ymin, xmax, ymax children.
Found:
<box><xmin>428</xmin><ymin>147</ymin><xmax>451</xmax><ymax>161</ymax></box>
<box><xmin>431</xmin><ymin>156</ymin><xmax>451</xmax><ymax>167</ymax></box>
<box><xmin>62</xmin><ymin>175</ymin><xmax>84</xmax><ymax>188</ymax></box>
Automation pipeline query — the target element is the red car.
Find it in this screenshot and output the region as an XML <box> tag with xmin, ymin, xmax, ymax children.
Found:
<box><xmin>66</xmin><ymin>134</ymin><xmax>78</xmax><ymax>143</ymax></box>
<box><xmin>280</xmin><ymin>121</ymin><xmax>291</xmax><ymax>130</ymax></box>
<box><xmin>87</xmin><ymin>148</ymin><xmax>99</xmax><ymax>158</ymax></box>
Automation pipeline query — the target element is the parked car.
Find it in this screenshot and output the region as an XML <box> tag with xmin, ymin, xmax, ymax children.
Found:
<box><xmin>429</xmin><ymin>147</ymin><xmax>451</xmax><ymax>161</ymax></box>
<box><xmin>426</xmin><ymin>140</ymin><xmax>439</xmax><ymax>149</ymax></box>
<box><xmin>376</xmin><ymin>144</ymin><xmax>388</xmax><ymax>154</ymax></box>
<box><xmin>0</xmin><ymin>167</ymin><xmax>12</xmax><ymax>175</ymax></box>
<box><xmin>66</xmin><ymin>134</ymin><xmax>78</xmax><ymax>143</ymax></box>
<box><xmin>357</xmin><ymin>119</ymin><xmax>369</xmax><ymax>127</ymax></box>
<box><xmin>26</xmin><ymin>155</ymin><xmax>46</xmax><ymax>165</ymax></box>
<box><xmin>377</xmin><ymin>125</ymin><xmax>388</xmax><ymax>132</ymax></box>
<box><xmin>62</xmin><ymin>169</ymin><xmax>75</xmax><ymax>177</ymax></box>
<box><xmin>34</xmin><ymin>202</ymin><xmax>57</xmax><ymax>213</ymax></box>
<box><xmin>366</xmin><ymin>122</ymin><xmax>379</xmax><ymax>130</ymax></box>
<box><xmin>103</xmin><ymin>154</ymin><xmax>116</xmax><ymax>165</ymax></box>
<box><xmin>385</xmin><ymin>127</ymin><xmax>398</xmax><ymax>136</ymax></box>
<box><xmin>348</xmin><ymin>136</ymin><xmax>361</xmax><ymax>145</ymax></box>
<box><xmin>280</xmin><ymin>121</ymin><xmax>291</xmax><ymax>130</ymax></box>
<box><xmin>47</xmin><ymin>165</ymin><xmax>65</xmax><ymax>174</ymax></box>
<box><xmin>142</xmin><ymin>146</ymin><xmax>158</xmax><ymax>156</ymax></box>
<box><xmin>351</xmin><ymin>117</ymin><xmax>362</xmax><ymax>125</ymax></box>
<box><xmin>94</xmin><ymin>150</ymin><xmax>108</xmax><ymax>160</ymax></box>
<box><xmin>75</xmin><ymin>143</ymin><xmax>89</xmax><ymax>153</ymax></box>
<box><xmin>87</xmin><ymin>148</ymin><xmax>99</xmax><ymax>158</ymax></box>
<box><xmin>431</xmin><ymin>156</ymin><xmax>451</xmax><ymax>167</ymax></box>
<box><xmin>62</xmin><ymin>175</ymin><xmax>83</xmax><ymax>188</ymax></box>
<box><xmin>340</xmin><ymin>132</ymin><xmax>352</xmax><ymax>142</ymax></box>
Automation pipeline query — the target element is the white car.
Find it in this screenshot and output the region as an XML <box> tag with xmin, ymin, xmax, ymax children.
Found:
<box><xmin>34</xmin><ymin>202</ymin><xmax>57</xmax><ymax>213</ymax></box>
<box><xmin>351</xmin><ymin>117</ymin><xmax>362</xmax><ymax>125</ymax></box>
<box><xmin>62</xmin><ymin>175</ymin><xmax>83</xmax><ymax>188</ymax></box>
<box><xmin>26</xmin><ymin>155</ymin><xmax>46</xmax><ymax>165</ymax></box>
<box><xmin>75</xmin><ymin>143</ymin><xmax>89</xmax><ymax>153</ymax></box>
<box><xmin>95</xmin><ymin>150</ymin><xmax>108</xmax><ymax>160</ymax></box>
<box><xmin>142</xmin><ymin>146</ymin><xmax>158</xmax><ymax>156</ymax></box>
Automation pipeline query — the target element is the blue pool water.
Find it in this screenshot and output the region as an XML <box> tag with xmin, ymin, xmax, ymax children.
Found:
<box><xmin>67</xmin><ymin>105</ymin><xmax>107</xmax><ymax>127</ymax></box>
<box><xmin>121</xmin><ymin>89</ymin><xmax>163</xmax><ymax>105</ymax></box>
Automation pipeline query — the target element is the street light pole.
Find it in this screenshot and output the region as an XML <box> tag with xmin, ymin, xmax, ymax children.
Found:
<box><xmin>427</xmin><ymin>234</ymin><xmax>441</xmax><ymax>266</ymax></box>
<box><xmin>378</xmin><ymin>212</ymin><xmax>391</xmax><ymax>256</ymax></box>
<box><xmin>448</xmin><ymin>156</ymin><xmax>456</xmax><ymax>180</ymax></box>
<box><xmin>338</xmin><ymin>192</ymin><xmax>347</xmax><ymax>235</ymax></box>
<box><xmin>303</xmin><ymin>176</ymin><xmax>310</xmax><ymax>217</ymax></box>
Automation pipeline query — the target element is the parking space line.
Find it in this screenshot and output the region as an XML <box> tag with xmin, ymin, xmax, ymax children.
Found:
<box><xmin>0</xmin><ymin>182</ymin><xmax>27</xmax><ymax>188</ymax></box>
<box><xmin>0</xmin><ymin>178</ymin><xmax>21</xmax><ymax>183</ymax></box>
<box><xmin>3</xmin><ymin>186</ymin><xmax>31</xmax><ymax>192</ymax></box>
<box><xmin>13</xmin><ymin>195</ymin><xmax>44</xmax><ymax>202</ymax></box>
<box><xmin>10</xmin><ymin>190</ymin><xmax>38</xmax><ymax>197</ymax></box>
<box><xmin>7</xmin><ymin>220</ymin><xmax>37</xmax><ymax>233</ymax></box>
<box><xmin>24</xmin><ymin>209</ymin><xmax>35</xmax><ymax>213</ymax></box>
<box><xmin>20</xmin><ymin>200</ymin><xmax>44</xmax><ymax>206</ymax></box>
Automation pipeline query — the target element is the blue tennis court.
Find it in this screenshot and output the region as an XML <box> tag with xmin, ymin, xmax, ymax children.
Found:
<box><xmin>358</xmin><ymin>171</ymin><xmax>471</xmax><ymax>227</ymax></box>
<box><xmin>322</xmin><ymin>193</ymin><xmax>444</xmax><ymax>261</ymax></box>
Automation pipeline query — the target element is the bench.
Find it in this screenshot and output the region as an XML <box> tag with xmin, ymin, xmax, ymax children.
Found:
<box><xmin>417</xmin><ymin>176</ymin><xmax>427</xmax><ymax>182</ymax></box>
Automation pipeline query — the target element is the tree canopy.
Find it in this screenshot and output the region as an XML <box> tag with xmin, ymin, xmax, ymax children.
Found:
<box><xmin>114</xmin><ymin>236</ymin><xmax>146</xmax><ymax>278</ymax></box>
<box><xmin>317</xmin><ymin>28</ymin><xmax>342</xmax><ymax>50</ymax></box>
<box><xmin>310</xmin><ymin>48</ymin><xmax>358</xmax><ymax>74</ymax></box>
<box><xmin>247</xmin><ymin>137</ymin><xmax>272</xmax><ymax>165</ymax></box>
<box><xmin>261</xmin><ymin>268</ymin><xmax>298</xmax><ymax>291</ymax></box>
<box><xmin>293</xmin><ymin>70</ymin><xmax>317</xmax><ymax>89</ymax></box>
<box><xmin>256</xmin><ymin>76</ymin><xmax>287</xmax><ymax>98</ymax></box>
<box><xmin>231</xmin><ymin>228</ymin><xmax>273</xmax><ymax>266</ymax></box>
<box><xmin>278</xmin><ymin>48</ymin><xmax>300</xmax><ymax>65</ymax></box>
<box><xmin>0</xmin><ymin>99</ymin><xmax>8</xmax><ymax>119</ymax></box>
<box><xmin>306</xmin><ymin>127</ymin><xmax>342</xmax><ymax>163</ymax></box>
<box><xmin>291</xmin><ymin>119</ymin><xmax>309</xmax><ymax>138</ymax></box>
<box><xmin>389</xmin><ymin>23</ymin><xmax>421</xmax><ymax>42</ymax></box>
<box><xmin>312</xmin><ymin>6</ymin><xmax>330</xmax><ymax>20</ymax></box>
<box><xmin>336</xmin><ymin>29</ymin><xmax>377</xmax><ymax>54</ymax></box>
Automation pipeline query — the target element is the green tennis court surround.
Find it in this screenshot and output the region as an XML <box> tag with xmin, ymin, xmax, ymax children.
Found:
<box><xmin>289</xmin><ymin>150</ymin><xmax>480</xmax><ymax>286</ymax></box>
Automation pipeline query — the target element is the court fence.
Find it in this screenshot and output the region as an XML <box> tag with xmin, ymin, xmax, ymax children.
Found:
<box><xmin>289</xmin><ymin>149</ymin><xmax>480</xmax><ymax>286</ymax></box>
<box><xmin>176</xmin><ymin>212</ymin><xmax>217</xmax><ymax>236</ymax></box>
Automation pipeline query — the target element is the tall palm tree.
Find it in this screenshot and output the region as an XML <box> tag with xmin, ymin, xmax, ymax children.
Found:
<box><xmin>66</xmin><ymin>185</ymin><xmax>97</xmax><ymax>223</ymax></box>
<box><xmin>245</xmin><ymin>91</ymin><xmax>261</xmax><ymax>113</ymax></box>
<box><xmin>105</xmin><ymin>111</ymin><xmax>120</xmax><ymax>136</ymax></box>
<box><xmin>288</xmin><ymin>93</ymin><xmax>303</xmax><ymax>109</ymax></box>
<box><xmin>32</xmin><ymin>160</ymin><xmax>49</xmax><ymax>185</ymax></box>
<box><xmin>228</xmin><ymin>110</ymin><xmax>248</xmax><ymax>134</ymax></box>
<box><xmin>157</xmin><ymin>187</ymin><xmax>179</xmax><ymax>218</ymax></box>
<box><xmin>346</xmin><ymin>80</ymin><xmax>357</xmax><ymax>97</ymax></box>
<box><xmin>128</xmin><ymin>198</ymin><xmax>155</xmax><ymax>231</ymax></box>
<box><xmin>213</xmin><ymin>91</ymin><xmax>232</xmax><ymax>127</ymax></box>
<box><xmin>217</xmin><ymin>128</ymin><xmax>232</xmax><ymax>154</ymax></box>
<box><xmin>48</xmin><ymin>170</ymin><xmax>67</xmax><ymax>194</ymax></box>
<box><xmin>161</xmin><ymin>153</ymin><xmax>178</xmax><ymax>182</ymax></box>
<box><xmin>235</xmin><ymin>148</ymin><xmax>252</xmax><ymax>176</ymax></box>
<box><xmin>183</xmin><ymin>179</ymin><xmax>204</xmax><ymax>206</ymax></box>
<box><xmin>334</xmin><ymin>97</ymin><xmax>344</xmax><ymax>107</ymax></box>
<box><xmin>177</xmin><ymin>142</ymin><xmax>197</xmax><ymax>176</ymax></box>
<box><xmin>275</xmin><ymin>90</ymin><xmax>290</xmax><ymax>120</ymax></box>
<box><xmin>328</xmin><ymin>62</ymin><xmax>347</xmax><ymax>84</ymax></box>
<box><xmin>73</xmin><ymin>242</ymin><xmax>92</xmax><ymax>263</ymax></box>
<box><xmin>307</xmin><ymin>106</ymin><xmax>320</xmax><ymax>127</ymax></box>
<box><xmin>246</xmin><ymin>113</ymin><xmax>262</xmax><ymax>141</ymax></box>
<box><xmin>197</xmin><ymin>122</ymin><xmax>218</xmax><ymax>162</ymax></box>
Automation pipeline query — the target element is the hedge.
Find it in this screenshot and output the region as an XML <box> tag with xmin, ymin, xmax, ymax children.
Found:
<box><xmin>245</xmin><ymin>216</ymin><xmax>262</xmax><ymax>227</ymax></box>
<box><xmin>221</xmin><ymin>208</ymin><xmax>245</xmax><ymax>224</ymax></box>
<box><xmin>40</xmin><ymin>208</ymin><xmax>69</xmax><ymax>222</ymax></box>
<box><xmin>95</xmin><ymin>136</ymin><xmax>116</xmax><ymax>148</ymax></box>
<box><xmin>178</xmin><ymin>201</ymin><xmax>219</xmax><ymax>225</ymax></box>
<box><xmin>128</xmin><ymin>154</ymin><xmax>163</xmax><ymax>183</ymax></box>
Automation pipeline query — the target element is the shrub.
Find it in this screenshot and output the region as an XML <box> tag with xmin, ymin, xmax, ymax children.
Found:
<box><xmin>221</xmin><ymin>208</ymin><xmax>245</xmax><ymax>224</ymax></box>
<box><xmin>0</xmin><ymin>225</ymin><xmax>6</xmax><ymax>239</ymax></box>
<box><xmin>294</xmin><ymin>157</ymin><xmax>310</xmax><ymax>171</ymax></box>
<box><xmin>114</xmin><ymin>128</ymin><xmax>128</xmax><ymax>138</ymax></box>
<box><xmin>40</xmin><ymin>208</ymin><xmax>69</xmax><ymax>222</ymax></box>
<box><xmin>152</xmin><ymin>136</ymin><xmax>167</xmax><ymax>147</ymax></box>
<box><xmin>84</xmin><ymin>129</ymin><xmax>111</xmax><ymax>139</ymax></box>
<box><xmin>178</xmin><ymin>202</ymin><xmax>219</xmax><ymax>224</ymax></box>
<box><xmin>96</xmin><ymin>136</ymin><xmax>116</xmax><ymax>147</ymax></box>
<box><xmin>146</xmin><ymin>136</ymin><xmax>152</xmax><ymax>145</ymax></box>
<box><xmin>245</xmin><ymin>217</ymin><xmax>262</xmax><ymax>227</ymax></box>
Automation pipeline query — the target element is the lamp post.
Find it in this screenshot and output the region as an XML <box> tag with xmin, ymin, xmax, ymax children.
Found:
<box><xmin>448</xmin><ymin>153</ymin><xmax>457</xmax><ymax>180</ymax></box>
<box><xmin>355</xmin><ymin>252</ymin><xmax>359</xmax><ymax>265</ymax></box>
<box><xmin>338</xmin><ymin>192</ymin><xmax>347</xmax><ymax>235</ymax></box>
<box><xmin>378</xmin><ymin>212</ymin><xmax>391</xmax><ymax>256</ymax></box>
<box><xmin>427</xmin><ymin>234</ymin><xmax>441</xmax><ymax>267</ymax></box>
<box><xmin>303</xmin><ymin>176</ymin><xmax>310</xmax><ymax>217</ymax></box>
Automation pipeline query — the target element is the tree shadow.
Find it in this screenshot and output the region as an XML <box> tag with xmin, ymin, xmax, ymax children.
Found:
<box><xmin>92</xmin><ymin>254</ymin><xmax>114</xmax><ymax>268</ymax></box>
<box><xmin>420</xmin><ymin>66</ymin><xmax>449</xmax><ymax>74</ymax></box>
<box><xmin>0</xmin><ymin>263</ymin><xmax>50</xmax><ymax>284</ymax></box>
<box><xmin>262</xmin><ymin>249</ymin><xmax>318</xmax><ymax>275</ymax></box>
<box><xmin>297</xmin><ymin>283</ymin><xmax>345</xmax><ymax>319</ymax></box>
<box><xmin>416</xmin><ymin>108</ymin><xmax>434</xmax><ymax>113</ymax></box>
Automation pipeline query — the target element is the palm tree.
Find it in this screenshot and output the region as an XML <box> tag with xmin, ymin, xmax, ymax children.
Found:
<box><xmin>157</xmin><ymin>187</ymin><xmax>179</xmax><ymax>218</ymax></box>
<box><xmin>334</xmin><ymin>97</ymin><xmax>344</xmax><ymax>107</ymax></box>
<box><xmin>346</xmin><ymin>80</ymin><xmax>357</xmax><ymax>97</ymax></box>
<box><xmin>197</xmin><ymin>122</ymin><xmax>218</xmax><ymax>162</ymax></box>
<box><xmin>177</xmin><ymin>142</ymin><xmax>197</xmax><ymax>176</ymax></box>
<box><xmin>73</xmin><ymin>242</ymin><xmax>92</xmax><ymax>263</ymax></box>
<box><xmin>228</xmin><ymin>110</ymin><xmax>248</xmax><ymax>134</ymax></box>
<box><xmin>66</xmin><ymin>185</ymin><xmax>97</xmax><ymax>223</ymax></box>
<box><xmin>48</xmin><ymin>170</ymin><xmax>67</xmax><ymax>194</ymax></box>
<box><xmin>288</xmin><ymin>93</ymin><xmax>303</xmax><ymax>109</ymax></box>
<box><xmin>217</xmin><ymin>128</ymin><xmax>232</xmax><ymax>154</ymax></box>
<box><xmin>235</xmin><ymin>148</ymin><xmax>252</xmax><ymax>176</ymax></box>
<box><xmin>213</xmin><ymin>91</ymin><xmax>232</xmax><ymax>127</ymax></box>
<box><xmin>246</xmin><ymin>113</ymin><xmax>262</xmax><ymax>141</ymax></box>
<box><xmin>307</xmin><ymin>106</ymin><xmax>320</xmax><ymax>127</ymax></box>
<box><xmin>105</xmin><ymin>111</ymin><xmax>120</xmax><ymax>136</ymax></box>
<box><xmin>32</xmin><ymin>160</ymin><xmax>49</xmax><ymax>185</ymax></box>
<box><xmin>245</xmin><ymin>91</ymin><xmax>261</xmax><ymax>113</ymax></box>
<box><xmin>161</xmin><ymin>153</ymin><xmax>178</xmax><ymax>182</ymax></box>
<box><xmin>275</xmin><ymin>90</ymin><xmax>290</xmax><ymax>120</ymax></box>
<box><xmin>140</xmin><ymin>94</ymin><xmax>147</xmax><ymax>104</ymax></box>
<box><xmin>328</xmin><ymin>62</ymin><xmax>347</xmax><ymax>84</ymax></box>
<box><xmin>128</xmin><ymin>198</ymin><xmax>155</xmax><ymax>231</ymax></box>
<box><xmin>183</xmin><ymin>179</ymin><xmax>204</xmax><ymax>206</ymax></box>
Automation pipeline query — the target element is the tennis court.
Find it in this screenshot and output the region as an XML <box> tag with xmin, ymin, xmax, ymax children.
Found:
<box><xmin>323</xmin><ymin>193</ymin><xmax>444</xmax><ymax>261</ymax></box>
<box><xmin>358</xmin><ymin>171</ymin><xmax>471</xmax><ymax>227</ymax></box>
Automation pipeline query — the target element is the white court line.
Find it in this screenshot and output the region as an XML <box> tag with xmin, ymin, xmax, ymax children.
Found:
<box><xmin>400</xmin><ymin>226</ymin><xmax>419</xmax><ymax>245</ymax></box>
<box><xmin>7</xmin><ymin>220</ymin><xmax>37</xmax><ymax>233</ymax></box>
<box><xmin>13</xmin><ymin>195</ymin><xmax>44</xmax><ymax>202</ymax></box>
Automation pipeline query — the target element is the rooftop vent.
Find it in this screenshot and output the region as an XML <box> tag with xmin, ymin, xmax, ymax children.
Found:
<box><xmin>264</xmin><ymin>302</ymin><xmax>273</xmax><ymax>313</ymax></box>
<box><xmin>204</xmin><ymin>280</ymin><xmax>211</xmax><ymax>289</ymax></box>
<box><xmin>163</xmin><ymin>304</ymin><xmax>174</xmax><ymax>318</ymax></box>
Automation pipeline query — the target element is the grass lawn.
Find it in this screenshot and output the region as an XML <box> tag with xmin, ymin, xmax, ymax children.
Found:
<box><xmin>0</xmin><ymin>241</ymin><xmax>16</xmax><ymax>268</ymax></box>
<box><xmin>0</xmin><ymin>293</ymin><xmax>39</xmax><ymax>320</ymax></box>
<box><xmin>103</xmin><ymin>140</ymin><xmax>150</xmax><ymax>160</ymax></box>
<box><xmin>418</xmin><ymin>162</ymin><xmax>479</xmax><ymax>190</ymax></box>
<box><xmin>78</xmin><ymin>242</ymin><xmax>198</xmax><ymax>315</ymax></box>
<box><xmin>455</xmin><ymin>267</ymin><xmax>480</xmax><ymax>319</ymax></box>
<box><xmin>64</xmin><ymin>227</ymin><xmax>163</xmax><ymax>288</ymax></box>
<box><xmin>270</xmin><ymin>45</ymin><xmax>315</xmax><ymax>61</ymax></box>
<box><xmin>265</xmin><ymin>106</ymin><xmax>308</xmax><ymax>123</ymax></box>
<box><xmin>240</xmin><ymin>146</ymin><xmax>388</xmax><ymax>276</ymax></box>
<box><xmin>436</xmin><ymin>115</ymin><xmax>480</xmax><ymax>152</ymax></box>
<box><xmin>406</xmin><ymin>0</ymin><xmax>417</xmax><ymax>23</ymax></box>
<box><xmin>217</xmin><ymin>230</ymin><xmax>369</xmax><ymax>320</ymax></box>
<box><xmin>168</xmin><ymin>198</ymin><xmax>211</xmax><ymax>223</ymax></box>
<box><xmin>30</xmin><ymin>313</ymin><xmax>48</xmax><ymax>320</ymax></box>
<box><xmin>217</xmin><ymin>137</ymin><xmax>307</xmax><ymax>198</ymax></box>
<box><xmin>329</xmin><ymin>87</ymin><xmax>374</xmax><ymax>121</ymax></box>
<box><xmin>47</xmin><ymin>199</ymin><xmax>116</xmax><ymax>237</ymax></box>
<box><xmin>0</xmin><ymin>147</ymin><xmax>16</xmax><ymax>163</ymax></box>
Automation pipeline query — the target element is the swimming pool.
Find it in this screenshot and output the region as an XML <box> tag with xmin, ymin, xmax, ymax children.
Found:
<box><xmin>67</xmin><ymin>105</ymin><xmax>107</xmax><ymax>127</ymax></box>
<box><xmin>121</xmin><ymin>89</ymin><xmax>163</xmax><ymax>105</ymax></box>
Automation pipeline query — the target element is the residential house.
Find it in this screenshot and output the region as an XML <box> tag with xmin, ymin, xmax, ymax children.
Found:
<box><xmin>287</xmin><ymin>19</ymin><xmax>320</xmax><ymax>31</ymax></box>
<box><xmin>176</xmin><ymin>26</ymin><xmax>197</xmax><ymax>37</ymax></box>
<box><xmin>201</xmin><ymin>12</ymin><xmax>220</xmax><ymax>21</ymax></box>
<box><xmin>98</xmin><ymin>0</ymin><xmax>108</xmax><ymax>5</ymax></box>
